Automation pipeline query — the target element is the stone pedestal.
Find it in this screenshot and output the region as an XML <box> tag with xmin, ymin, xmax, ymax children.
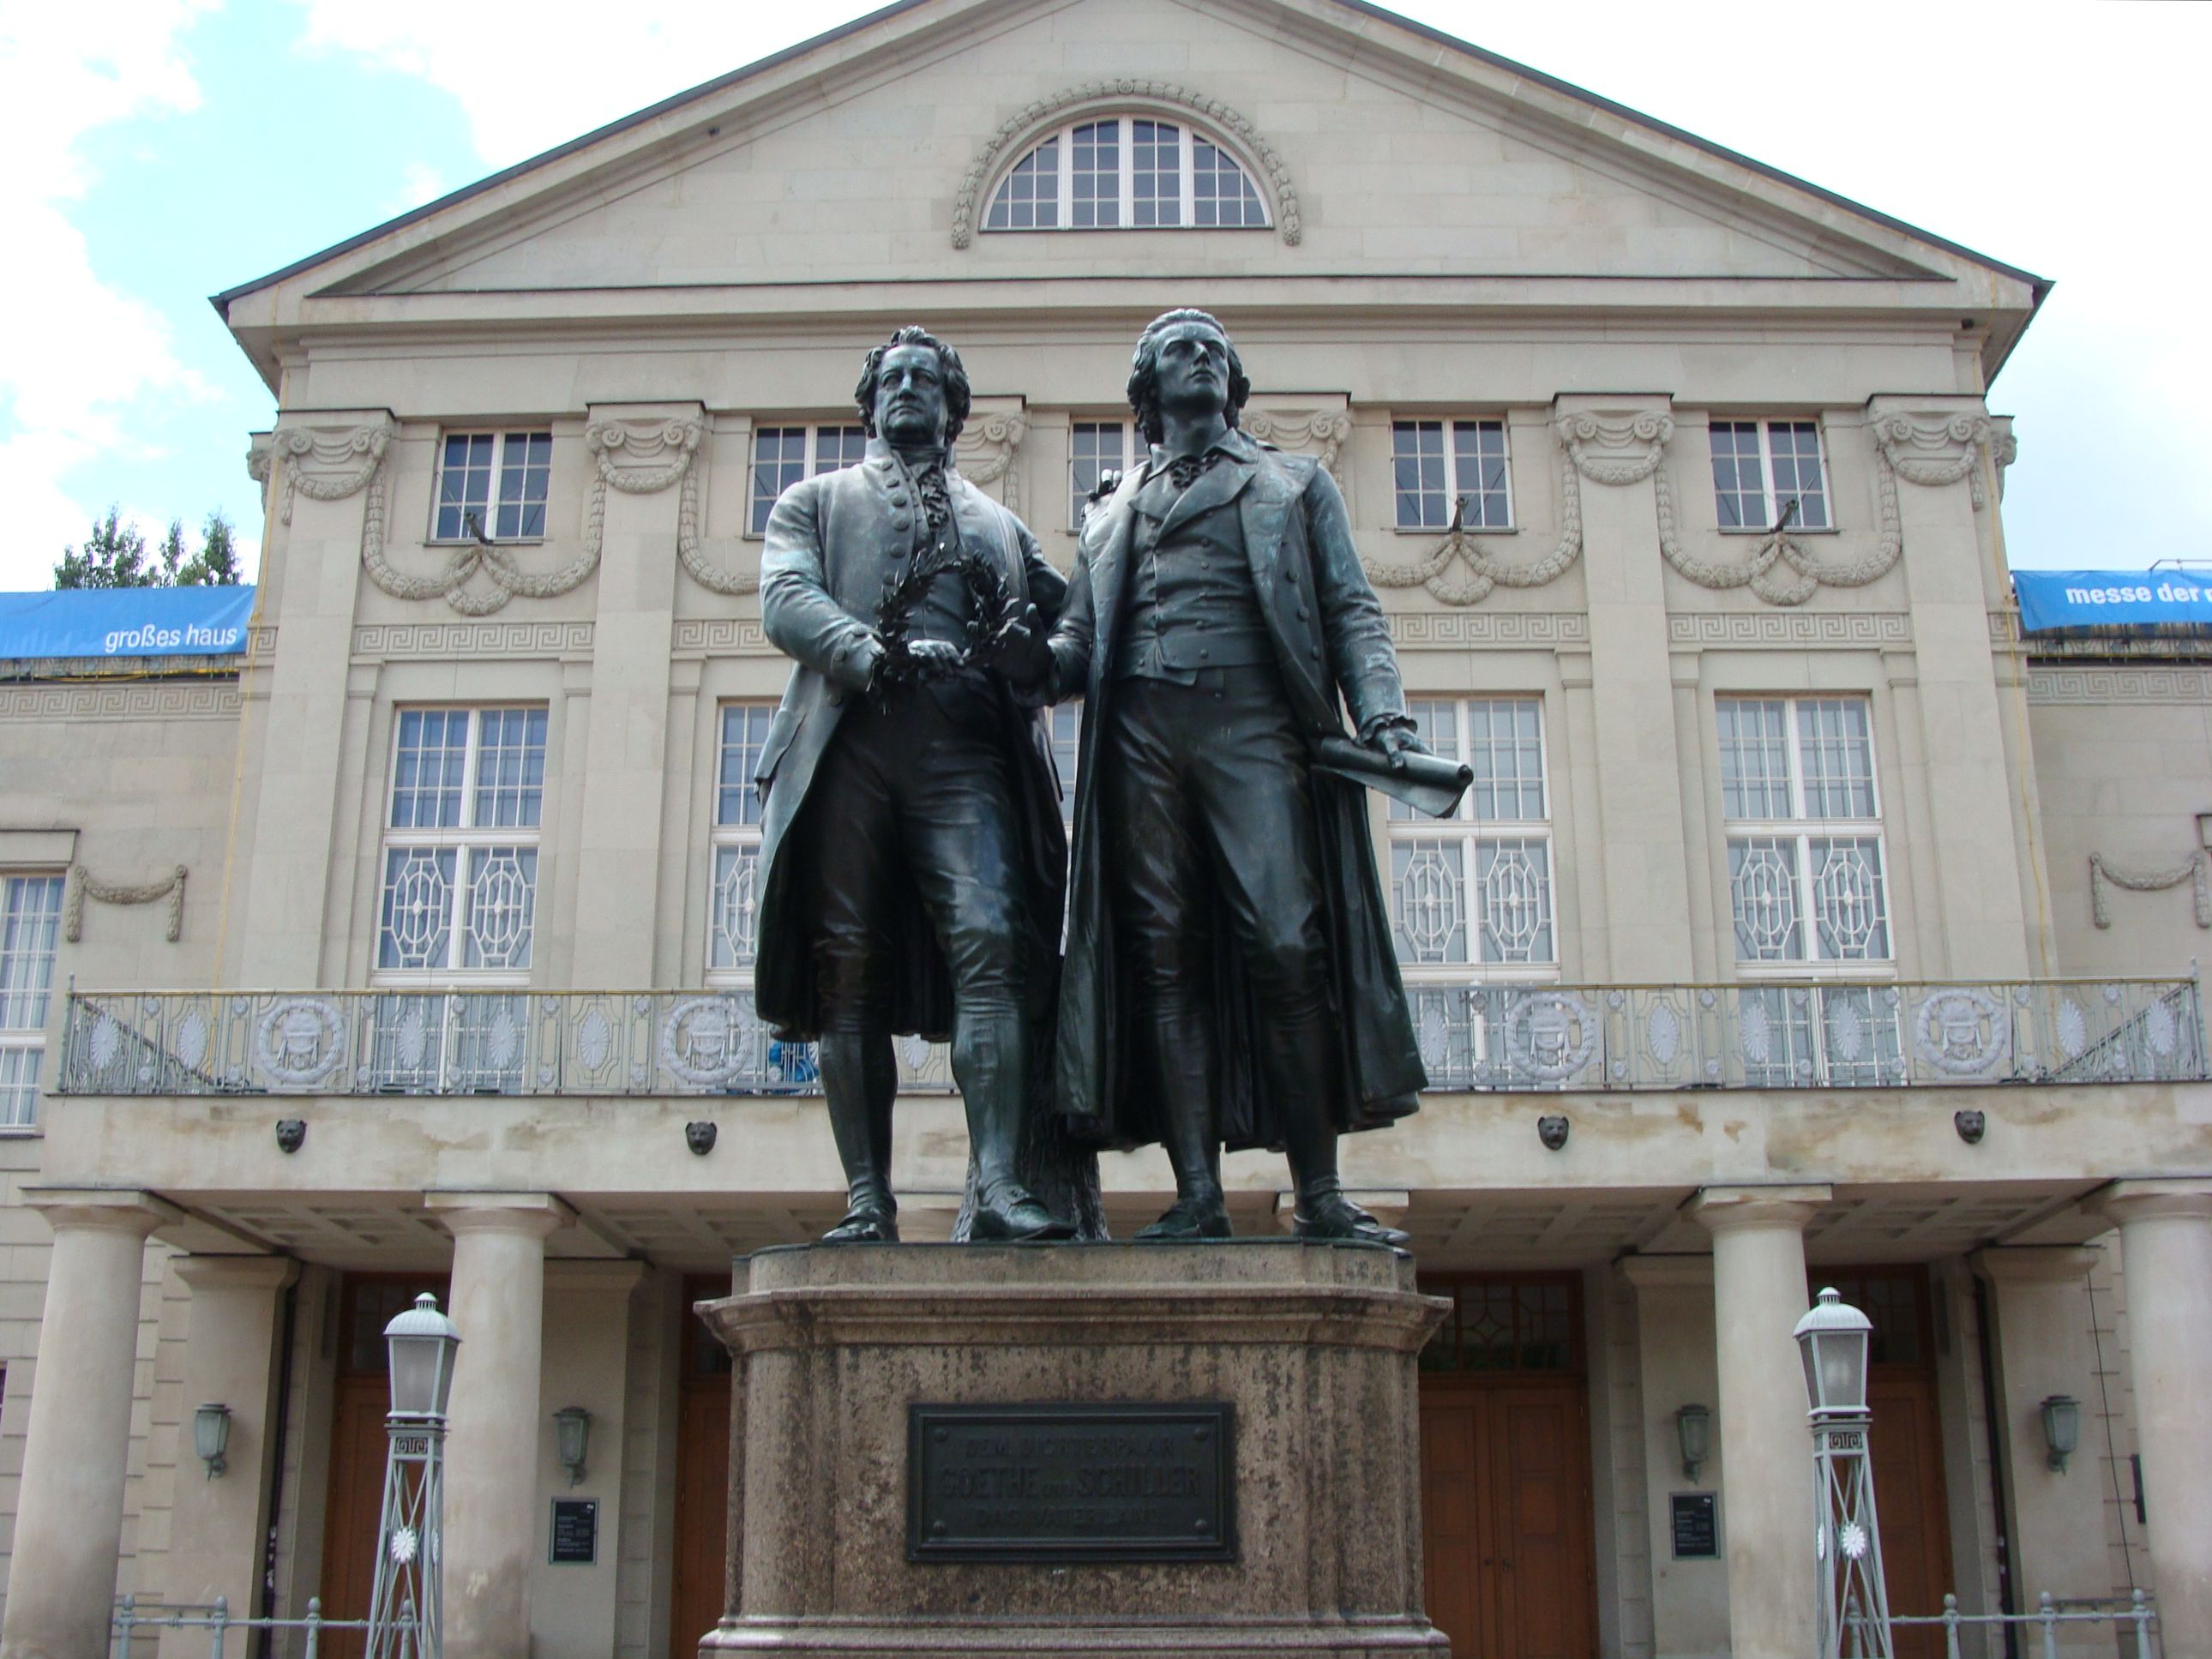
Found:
<box><xmin>698</xmin><ymin>1240</ymin><xmax>1450</xmax><ymax>1658</ymax></box>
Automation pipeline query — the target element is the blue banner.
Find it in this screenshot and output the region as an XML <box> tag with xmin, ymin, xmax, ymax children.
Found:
<box><xmin>0</xmin><ymin>586</ymin><xmax>256</xmax><ymax>658</ymax></box>
<box><xmin>2014</xmin><ymin>570</ymin><xmax>2212</xmax><ymax>634</ymax></box>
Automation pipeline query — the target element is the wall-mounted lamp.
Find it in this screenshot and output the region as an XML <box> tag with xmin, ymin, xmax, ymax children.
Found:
<box><xmin>553</xmin><ymin>1405</ymin><xmax>592</xmax><ymax>1488</ymax></box>
<box><xmin>2040</xmin><ymin>1394</ymin><xmax>2081</xmax><ymax>1473</ymax></box>
<box><xmin>1674</xmin><ymin>1403</ymin><xmax>1712</xmax><ymax>1485</ymax></box>
<box><xmin>2196</xmin><ymin>811</ymin><xmax>2212</xmax><ymax>851</ymax></box>
<box><xmin>194</xmin><ymin>1403</ymin><xmax>231</xmax><ymax>1479</ymax></box>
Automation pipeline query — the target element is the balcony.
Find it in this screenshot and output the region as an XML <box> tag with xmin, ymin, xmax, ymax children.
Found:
<box><xmin>55</xmin><ymin>977</ymin><xmax>2208</xmax><ymax>1098</ymax></box>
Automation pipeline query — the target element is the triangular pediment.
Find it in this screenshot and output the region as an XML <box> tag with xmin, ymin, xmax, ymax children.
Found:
<box><xmin>219</xmin><ymin>0</ymin><xmax>2042</xmax><ymax>375</ymax></box>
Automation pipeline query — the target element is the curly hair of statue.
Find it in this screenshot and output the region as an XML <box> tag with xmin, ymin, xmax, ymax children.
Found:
<box><xmin>1126</xmin><ymin>308</ymin><xmax>1253</xmax><ymax>443</ymax></box>
<box><xmin>852</xmin><ymin>325</ymin><xmax>973</xmax><ymax>445</ymax></box>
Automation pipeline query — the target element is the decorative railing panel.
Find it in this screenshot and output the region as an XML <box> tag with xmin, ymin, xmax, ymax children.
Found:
<box><xmin>57</xmin><ymin>977</ymin><xmax>2204</xmax><ymax>1098</ymax></box>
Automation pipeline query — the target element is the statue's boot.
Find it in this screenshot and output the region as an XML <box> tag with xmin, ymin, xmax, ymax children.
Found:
<box><xmin>1134</xmin><ymin>1006</ymin><xmax>1231</xmax><ymax>1241</ymax></box>
<box><xmin>819</xmin><ymin>1031</ymin><xmax>900</xmax><ymax>1244</ymax></box>
<box><xmin>959</xmin><ymin>1005</ymin><xmax>1075</xmax><ymax>1241</ymax></box>
<box><xmin>1276</xmin><ymin>1007</ymin><xmax>1410</xmax><ymax>1250</ymax></box>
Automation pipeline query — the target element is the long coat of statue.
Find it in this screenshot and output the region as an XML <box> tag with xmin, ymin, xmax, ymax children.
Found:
<box><xmin>753</xmin><ymin>441</ymin><xmax>1070</xmax><ymax>1043</ymax></box>
<box><xmin>1050</xmin><ymin>430</ymin><xmax>1428</xmax><ymax>1152</ymax></box>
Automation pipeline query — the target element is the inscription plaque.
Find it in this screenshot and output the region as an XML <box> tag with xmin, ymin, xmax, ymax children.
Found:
<box><xmin>907</xmin><ymin>1402</ymin><xmax>1235</xmax><ymax>1563</ymax></box>
<box><xmin>1670</xmin><ymin>1492</ymin><xmax>1718</xmax><ymax>1559</ymax></box>
<box><xmin>550</xmin><ymin>1498</ymin><xmax>598</xmax><ymax>1565</ymax></box>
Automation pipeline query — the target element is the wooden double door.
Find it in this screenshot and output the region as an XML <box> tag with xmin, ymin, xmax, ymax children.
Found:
<box><xmin>1418</xmin><ymin>1275</ymin><xmax>1597</xmax><ymax>1659</ymax></box>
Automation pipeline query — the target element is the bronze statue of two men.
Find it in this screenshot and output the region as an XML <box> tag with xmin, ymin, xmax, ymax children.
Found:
<box><xmin>755</xmin><ymin>311</ymin><xmax>1434</xmax><ymax>1249</ymax></box>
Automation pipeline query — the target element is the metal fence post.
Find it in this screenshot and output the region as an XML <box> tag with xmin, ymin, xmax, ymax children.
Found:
<box><xmin>2036</xmin><ymin>1593</ymin><xmax>2058</xmax><ymax>1659</ymax></box>
<box><xmin>209</xmin><ymin>1595</ymin><xmax>229</xmax><ymax>1659</ymax></box>
<box><xmin>116</xmin><ymin>1592</ymin><xmax>135</xmax><ymax>1659</ymax></box>
<box><xmin>1941</xmin><ymin>1593</ymin><xmax>1962</xmax><ymax>1659</ymax></box>
<box><xmin>304</xmin><ymin>1596</ymin><xmax>322</xmax><ymax>1659</ymax></box>
<box><xmin>2130</xmin><ymin>1589</ymin><xmax>2151</xmax><ymax>1659</ymax></box>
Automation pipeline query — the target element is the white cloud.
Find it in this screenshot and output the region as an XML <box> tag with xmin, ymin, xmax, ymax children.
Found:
<box><xmin>287</xmin><ymin>0</ymin><xmax>863</xmax><ymax>171</ymax></box>
<box><xmin>0</xmin><ymin>0</ymin><xmax>219</xmax><ymax>588</ymax></box>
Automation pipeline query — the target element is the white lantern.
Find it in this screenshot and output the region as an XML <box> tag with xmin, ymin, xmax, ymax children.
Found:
<box><xmin>385</xmin><ymin>1292</ymin><xmax>461</xmax><ymax>1421</ymax></box>
<box><xmin>1794</xmin><ymin>1287</ymin><xmax>1872</xmax><ymax>1418</ymax></box>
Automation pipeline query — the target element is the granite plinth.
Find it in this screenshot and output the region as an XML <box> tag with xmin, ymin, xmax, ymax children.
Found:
<box><xmin>695</xmin><ymin>1239</ymin><xmax>1452</xmax><ymax>1659</ymax></box>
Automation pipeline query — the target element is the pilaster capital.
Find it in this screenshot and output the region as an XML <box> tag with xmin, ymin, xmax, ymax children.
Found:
<box><xmin>425</xmin><ymin>1190</ymin><xmax>575</xmax><ymax>1240</ymax></box>
<box><xmin>2089</xmin><ymin>1177</ymin><xmax>2212</xmax><ymax>1229</ymax></box>
<box><xmin>174</xmin><ymin>1254</ymin><xmax>301</xmax><ymax>1294</ymax></box>
<box><xmin>1618</xmin><ymin>1253</ymin><xmax>1714</xmax><ymax>1289</ymax></box>
<box><xmin>583</xmin><ymin>403</ymin><xmax>706</xmax><ymax>495</ymax></box>
<box><xmin>1687</xmin><ymin>1183</ymin><xmax>1832</xmax><ymax>1235</ymax></box>
<box><xmin>1969</xmin><ymin>1246</ymin><xmax>2099</xmax><ymax>1287</ymax></box>
<box><xmin>1550</xmin><ymin>394</ymin><xmax>1675</xmax><ymax>487</ymax></box>
<box><xmin>23</xmin><ymin>1185</ymin><xmax>182</xmax><ymax>1237</ymax></box>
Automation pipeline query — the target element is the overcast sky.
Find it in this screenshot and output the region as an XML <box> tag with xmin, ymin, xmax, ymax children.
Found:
<box><xmin>1</xmin><ymin>0</ymin><xmax>2203</xmax><ymax>590</ymax></box>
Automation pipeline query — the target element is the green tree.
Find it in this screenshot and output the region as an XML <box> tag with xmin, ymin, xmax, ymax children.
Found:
<box><xmin>176</xmin><ymin>512</ymin><xmax>241</xmax><ymax>586</ymax></box>
<box><xmin>53</xmin><ymin>506</ymin><xmax>158</xmax><ymax>589</ymax></box>
<box><xmin>52</xmin><ymin>507</ymin><xmax>245</xmax><ymax>588</ymax></box>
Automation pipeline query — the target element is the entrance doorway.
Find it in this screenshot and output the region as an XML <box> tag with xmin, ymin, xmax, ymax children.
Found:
<box><xmin>670</xmin><ymin>1276</ymin><xmax>734</xmax><ymax>1659</ymax></box>
<box><xmin>319</xmin><ymin>1274</ymin><xmax>448</xmax><ymax>1659</ymax></box>
<box><xmin>1821</xmin><ymin>1267</ymin><xmax>1955</xmax><ymax>1659</ymax></box>
<box><xmin>1417</xmin><ymin>1273</ymin><xmax>1598</xmax><ymax>1659</ymax></box>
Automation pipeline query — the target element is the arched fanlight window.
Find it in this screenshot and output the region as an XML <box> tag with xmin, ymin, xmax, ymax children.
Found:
<box><xmin>984</xmin><ymin>116</ymin><xmax>1271</xmax><ymax>231</ymax></box>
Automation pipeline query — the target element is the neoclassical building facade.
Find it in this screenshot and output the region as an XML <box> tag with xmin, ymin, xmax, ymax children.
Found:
<box><xmin>2</xmin><ymin>2</ymin><xmax>2209</xmax><ymax>1656</ymax></box>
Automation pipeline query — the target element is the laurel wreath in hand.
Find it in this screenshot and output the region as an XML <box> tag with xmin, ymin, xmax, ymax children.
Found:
<box><xmin>871</xmin><ymin>551</ymin><xmax>1021</xmax><ymax>702</ymax></box>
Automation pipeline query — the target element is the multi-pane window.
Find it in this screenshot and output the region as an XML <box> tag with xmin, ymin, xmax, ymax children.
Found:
<box><xmin>0</xmin><ymin>875</ymin><xmax>63</xmax><ymax>1127</ymax></box>
<box><xmin>1388</xmin><ymin>698</ymin><xmax>1554</xmax><ymax>971</ymax></box>
<box><xmin>749</xmin><ymin>425</ymin><xmax>868</xmax><ymax>534</ymax></box>
<box><xmin>1418</xmin><ymin>1276</ymin><xmax>1578</xmax><ymax>1375</ymax></box>
<box><xmin>710</xmin><ymin>703</ymin><xmax>776</xmax><ymax>973</ymax></box>
<box><xmin>983</xmin><ymin>117</ymin><xmax>1269</xmax><ymax>231</ymax></box>
<box><xmin>1710</xmin><ymin>419</ymin><xmax>1830</xmax><ymax>532</ymax></box>
<box><xmin>1392</xmin><ymin>420</ymin><xmax>1511</xmax><ymax>531</ymax></box>
<box><xmin>377</xmin><ymin>708</ymin><xmax>547</xmax><ymax>976</ymax></box>
<box><xmin>432</xmin><ymin>431</ymin><xmax>552</xmax><ymax>542</ymax></box>
<box><xmin>1719</xmin><ymin>697</ymin><xmax>1889</xmax><ymax>965</ymax></box>
<box><xmin>1070</xmin><ymin>421</ymin><xmax>1133</xmax><ymax>528</ymax></box>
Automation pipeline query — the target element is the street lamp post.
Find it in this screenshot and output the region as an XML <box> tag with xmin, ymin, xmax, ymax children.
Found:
<box><xmin>366</xmin><ymin>1292</ymin><xmax>460</xmax><ymax>1659</ymax></box>
<box><xmin>1796</xmin><ymin>1286</ymin><xmax>1893</xmax><ymax>1659</ymax></box>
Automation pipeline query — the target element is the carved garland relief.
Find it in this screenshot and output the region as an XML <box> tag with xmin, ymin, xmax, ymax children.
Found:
<box><xmin>2089</xmin><ymin>850</ymin><xmax>2212</xmax><ymax>930</ymax></box>
<box><xmin>262</xmin><ymin>405</ymin><xmax>1995</xmax><ymax>615</ymax></box>
<box><xmin>64</xmin><ymin>863</ymin><xmax>187</xmax><ymax>943</ymax></box>
<box><xmin>1362</xmin><ymin>409</ymin><xmax>2002</xmax><ymax>607</ymax></box>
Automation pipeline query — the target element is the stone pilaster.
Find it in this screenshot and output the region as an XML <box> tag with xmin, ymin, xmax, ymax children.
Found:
<box><xmin>428</xmin><ymin>1192</ymin><xmax>574</xmax><ymax>1659</ymax></box>
<box><xmin>2</xmin><ymin>1188</ymin><xmax>179</xmax><ymax>1659</ymax></box>
<box><xmin>1689</xmin><ymin>1184</ymin><xmax>1829</xmax><ymax>1659</ymax></box>
<box><xmin>156</xmin><ymin>1256</ymin><xmax>300</xmax><ymax>1659</ymax></box>
<box><xmin>237</xmin><ymin>410</ymin><xmax>395</xmax><ymax>985</ymax></box>
<box><xmin>1969</xmin><ymin>1247</ymin><xmax>2108</xmax><ymax>1647</ymax></box>
<box><xmin>1868</xmin><ymin>395</ymin><xmax>2032</xmax><ymax>978</ymax></box>
<box><xmin>2091</xmin><ymin>1181</ymin><xmax>2212</xmax><ymax>1659</ymax></box>
<box><xmin>571</xmin><ymin>404</ymin><xmax>702</xmax><ymax>985</ymax></box>
<box><xmin>1554</xmin><ymin>396</ymin><xmax>1695</xmax><ymax>981</ymax></box>
<box><xmin>1620</xmin><ymin>1254</ymin><xmax>1726</xmax><ymax>1659</ymax></box>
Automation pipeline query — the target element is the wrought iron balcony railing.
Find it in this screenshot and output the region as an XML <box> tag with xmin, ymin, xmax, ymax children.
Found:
<box><xmin>55</xmin><ymin>977</ymin><xmax>2207</xmax><ymax>1100</ymax></box>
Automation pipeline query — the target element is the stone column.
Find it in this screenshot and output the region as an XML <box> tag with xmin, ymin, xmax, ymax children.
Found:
<box><xmin>427</xmin><ymin>1192</ymin><xmax>573</xmax><ymax>1659</ymax></box>
<box><xmin>157</xmin><ymin>1257</ymin><xmax>300</xmax><ymax>1657</ymax></box>
<box><xmin>2</xmin><ymin>1187</ymin><xmax>178</xmax><ymax>1659</ymax></box>
<box><xmin>1689</xmin><ymin>1184</ymin><xmax>1830</xmax><ymax>1659</ymax></box>
<box><xmin>1969</xmin><ymin>1246</ymin><xmax>2109</xmax><ymax>1638</ymax></box>
<box><xmin>2093</xmin><ymin>1180</ymin><xmax>2212</xmax><ymax>1659</ymax></box>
